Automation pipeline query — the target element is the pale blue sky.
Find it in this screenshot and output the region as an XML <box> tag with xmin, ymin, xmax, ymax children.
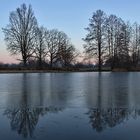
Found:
<box><xmin>0</xmin><ymin>0</ymin><xmax>140</xmax><ymax>63</ymax></box>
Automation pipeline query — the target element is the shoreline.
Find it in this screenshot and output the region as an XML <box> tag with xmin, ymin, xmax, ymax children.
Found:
<box><xmin>0</xmin><ymin>69</ymin><xmax>139</xmax><ymax>73</ymax></box>
<box><xmin>0</xmin><ymin>70</ymin><xmax>98</xmax><ymax>73</ymax></box>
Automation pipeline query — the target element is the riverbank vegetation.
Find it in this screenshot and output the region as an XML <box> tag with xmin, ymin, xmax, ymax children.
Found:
<box><xmin>2</xmin><ymin>4</ymin><xmax>140</xmax><ymax>71</ymax></box>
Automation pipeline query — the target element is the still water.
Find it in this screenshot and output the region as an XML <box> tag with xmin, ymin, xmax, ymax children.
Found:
<box><xmin>0</xmin><ymin>72</ymin><xmax>140</xmax><ymax>140</ymax></box>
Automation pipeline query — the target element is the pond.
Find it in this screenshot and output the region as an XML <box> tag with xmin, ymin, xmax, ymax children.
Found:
<box><xmin>0</xmin><ymin>72</ymin><xmax>140</xmax><ymax>140</ymax></box>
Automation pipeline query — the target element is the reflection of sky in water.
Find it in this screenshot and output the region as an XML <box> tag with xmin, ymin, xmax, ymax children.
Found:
<box><xmin>0</xmin><ymin>72</ymin><xmax>140</xmax><ymax>139</ymax></box>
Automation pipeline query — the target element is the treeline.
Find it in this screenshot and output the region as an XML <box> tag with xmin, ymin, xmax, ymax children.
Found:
<box><xmin>2</xmin><ymin>4</ymin><xmax>140</xmax><ymax>71</ymax></box>
<box><xmin>2</xmin><ymin>4</ymin><xmax>79</xmax><ymax>69</ymax></box>
<box><xmin>84</xmin><ymin>10</ymin><xmax>140</xmax><ymax>71</ymax></box>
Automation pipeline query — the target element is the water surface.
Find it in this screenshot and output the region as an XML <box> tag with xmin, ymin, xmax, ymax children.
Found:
<box><xmin>0</xmin><ymin>72</ymin><xmax>140</xmax><ymax>140</ymax></box>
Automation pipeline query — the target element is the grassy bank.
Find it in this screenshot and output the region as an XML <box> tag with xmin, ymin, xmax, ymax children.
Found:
<box><xmin>0</xmin><ymin>67</ymin><xmax>140</xmax><ymax>73</ymax></box>
<box><xmin>0</xmin><ymin>67</ymin><xmax>96</xmax><ymax>73</ymax></box>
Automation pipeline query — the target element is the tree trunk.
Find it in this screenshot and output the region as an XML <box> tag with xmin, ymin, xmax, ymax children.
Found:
<box><xmin>39</xmin><ymin>52</ymin><xmax>42</xmax><ymax>68</ymax></box>
<box><xmin>39</xmin><ymin>58</ymin><xmax>42</xmax><ymax>68</ymax></box>
<box><xmin>98</xmin><ymin>42</ymin><xmax>101</xmax><ymax>71</ymax></box>
<box><xmin>50</xmin><ymin>54</ymin><xmax>53</xmax><ymax>68</ymax></box>
<box><xmin>23</xmin><ymin>56</ymin><xmax>27</xmax><ymax>67</ymax></box>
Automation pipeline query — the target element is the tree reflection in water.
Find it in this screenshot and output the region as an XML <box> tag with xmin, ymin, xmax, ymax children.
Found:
<box><xmin>4</xmin><ymin>107</ymin><xmax>62</xmax><ymax>138</ymax></box>
<box><xmin>87</xmin><ymin>108</ymin><xmax>140</xmax><ymax>132</ymax></box>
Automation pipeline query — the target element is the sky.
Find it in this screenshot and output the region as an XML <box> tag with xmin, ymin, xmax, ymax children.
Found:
<box><xmin>0</xmin><ymin>0</ymin><xmax>140</xmax><ymax>63</ymax></box>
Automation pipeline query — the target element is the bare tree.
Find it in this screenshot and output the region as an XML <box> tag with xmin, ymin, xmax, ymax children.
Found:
<box><xmin>34</xmin><ymin>26</ymin><xmax>47</xmax><ymax>67</ymax></box>
<box><xmin>115</xmin><ymin>22</ymin><xmax>131</xmax><ymax>68</ymax></box>
<box><xmin>58</xmin><ymin>44</ymin><xmax>78</xmax><ymax>67</ymax></box>
<box><xmin>44</xmin><ymin>29</ymin><xmax>60</xmax><ymax>67</ymax></box>
<box><xmin>2</xmin><ymin>3</ymin><xmax>38</xmax><ymax>66</ymax></box>
<box><xmin>57</xmin><ymin>32</ymin><xmax>78</xmax><ymax>67</ymax></box>
<box><xmin>106</xmin><ymin>15</ymin><xmax>119</xmax><ymax>68</ymax></box>
<box><xmin>44</xmin><ymin>29</ymin><xmax>77</xmax><ymax>67</ymax></box>
<box><xmin>105</xmin><ymin>16</ymin><xmax>131</xmax><ymax>68</ymax></box>
<box><xmin>83</xmin><ymin>10</ymin><xmax>107</xmax><ymax>71</ymax></box>
<box><xmin>131</xmin><ymin>22</ymin><xmax>140</xmax><ymax>67</ymax></box>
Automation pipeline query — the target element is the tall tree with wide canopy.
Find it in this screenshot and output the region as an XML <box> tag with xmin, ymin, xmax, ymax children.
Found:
<box><xmin>2</xmin><ymin>3</ymin><xmax>38</xmax><ymax>66</ymax></box>
<box><xmin>83</xmin><ymin>10</ymin><xmax>107</xmax><ymax>71</ymax></box>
